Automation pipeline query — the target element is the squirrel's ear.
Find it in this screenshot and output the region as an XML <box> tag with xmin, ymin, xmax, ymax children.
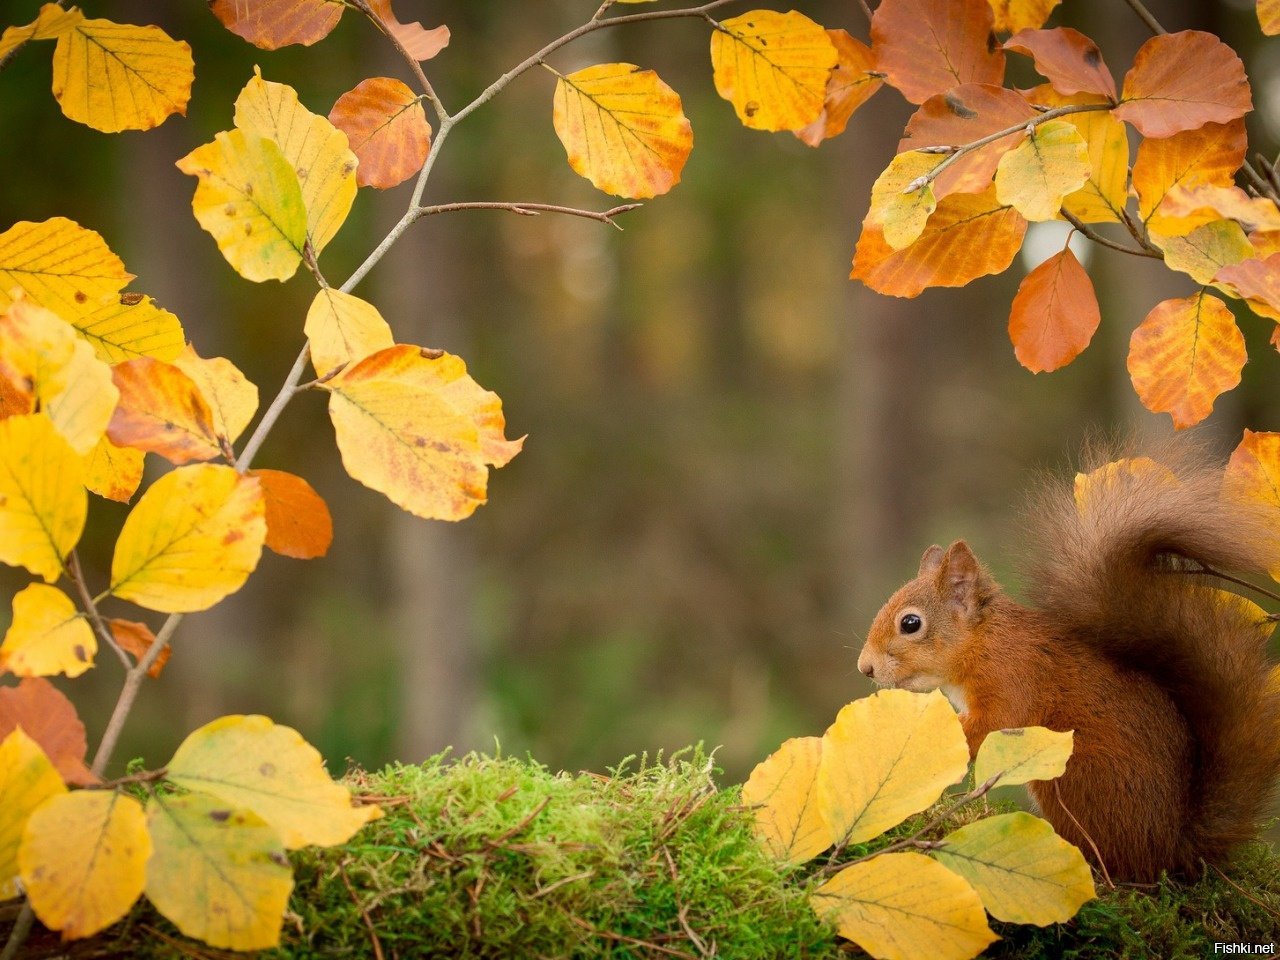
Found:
<box><xmin>918</xmin><ymin>544</ymin><xmax>945</xmax><ymax>577</ymax></box>
<box><xmin>939</xmin><ymin>540</ymin><xmax>992</xmax><ymax>621</ymax></box>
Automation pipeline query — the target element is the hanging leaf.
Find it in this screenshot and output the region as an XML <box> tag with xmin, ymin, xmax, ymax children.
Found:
<box><xmin>1127</xmin><ymin>291</ymin><xmax>1244</xmax><ymax>429</ymax></box>
<box><xmin>329</xmin><ymin>77</ymin><xmax>432</xmax><ymax>190</ymax></box>
<box><xmin>208</xmin><ymin>0</ymin><xmax>344</xmax><ymax>49</ymax></box>
<box><xmin>145</xmin><ymin>792</ymin><xmax>294</xmax><ymax>951</ymax></box>
<box><xmin>811</xmin><ymin>851</ymin><xmax>997</xmax><ymax>960</ymax></box>
<box><xmin>304</xmin><ymin>288</ymin><xmax>395</xmax><ymax>377</ymax></box>
<box><xmin>0</xmin><ymin>584</ymin><xmax>95</xmax><ymax>679</ymax></box>
<box><xmin>250</xmin><ymin>469</ymin><xmax>334</xmax><ymax>559</ymax></box>
<box><xmin>899</xmin><ymin>84</ymin><xmax>1038</xmax><ymax>198</ymax></box>
<box><xmin>83</xmin><ymin>436</ymin><xmax>145</xmax><ymax>503</ymax></box>
<box><xmin>51</xmin><ymin>18</ymin><xmax>193</xmax><ymax>133</ymax></box>
<box><xmin>233</xmin><ymin>71</ymin><xmax>358</xmax><ymax>256</ymax></box>
<box><xmin>1216</xmin><ymin>253</ymin><xmax>1280</xmax><ymax>322</ymax></box>
<box><xmin>853</xmin><ymin>187</ymin><xmax>1027</xmax><ymax>298</ymax></box>
<box><xmin>0</xmin><ymin>217</ymin><xmax>132</xmax><ymax>323</ymax></box>
<box><xmin>0</xmin><ymin>414</ymin><xmax>86</xmax><ymax>583</ymax></box>
<box><xmin>710</xmin><ymin>10</ymin><xmax>835</xmax><ymax>131</ymax></box>
<box><xmin>166</xmin><ymin>714</ymin><xmax>381</xmax><ymax>849</ymax></box>
<box><xmin>1025</xmin><ymin>87</ymin><xmax>1127</xmax><ymax>224</ymax></box>
<box><xmin>1133</xmin><ymin>120</ymin><xmax>1246</xmax><ymax>226</ymax></box>
<box><xmin>108</xmin><ymin>619</ymin><xmax>169</xmax><ymax>678</ymax></box>
<box><xmin>994</xmin><ymin>119</ymin><xmax>1090</xmax><ymax>222</ymax></box>
<box><xmin>0</xmin><ymin>679</ymin><xmax>95</xmax><ymax>785</ymax></box>
<box><xmin>817</xmin><ymin>690</ymin><xmax>969</xmax><ymax>845</ymax></box>
<box><xmin>176</xmin><ymin>130</ymin><xmax>308</xmax><ymax>283</ymax></box>
<box><xmin>972</xmin><ymin>727</ymin><xmax>1074</xmax><ymax>787</ymax></box>
<box><xmin>20</xmin><ymin>791</ymin><xmax>150</xmax><ymax>939</ymax></box>
<box><xmin>1112</xmin><ymin>31</ymin><xmax>1251</xmax><ymax>138</ymax></box>
<box><xmin>989</xmin><ymin>0</ymin><xmax>1061</xmax><ymax>34</ymax></box>
<box><xmin>866</xmin><ymin>152</ymin><xmax>941</xmax><ymax>251</ymax></box>
<box><xmin>109</xmin><ymin>464</ymin><xmax>266</xmax><ymax>613</ymax></box>
<box><xmin>0</xmin><ymin>3</ymin><xmax>82</xmax><ymax>59</ymax></box>
<box><xmin>871</xmin><ymin>0</ymin><xmax>1005</xmax><ymax>105</ymax></box>
<box><xmin>173</xmin><ymin>346</ymin><xmax>259</xmax><ymax>448</ymax></box>
<box><xmin>794</xmin><ymin>30</ymin><xmax>883</xmax><ymax>147</ymax></box>
<box><xmin>0</xmin><ymin>729</ymin><xmax>66</xmax><ymax>900</ymax></box>
<box><xmin>1152</xmin><ymin>219</ymin><xmax>1253</xmax><ymax>286</ymax></box>
<box><xmin>323</xmin><ymin>345</ymin><xmax>523</xmax><ymax>521</ymax></box>
<box><xmin>553</xmin><ymin>63</ymin><xmax>692</xmax><ymax>200</ymax></box>
<box><xmin>108</xmin><ymin>358</ymin><xmax>224</xmax><ymax>464</ymax></box>
<box><xmin>741</xmin><ymin>736</ymin><xmax>832</xmax><ymax>864</ymax></box>
<box><xmin>1008</xmin><ymin>247</ymin><xmax>1100</xmax><ymax>373</ymax></box>
<box><xmin>368</xmin><ymin>0</ymin><xmax>449</xmax><ymax>61</ymax></box>
<box><xmin>1004</xmin><ymin>28</ymin><xmax>1116</xmax><ymax>100</ymax></box>
<box><xmin>932</xmin><ymin>812</ymin><xmax>1095</xmax><ymax>925</ymax></box>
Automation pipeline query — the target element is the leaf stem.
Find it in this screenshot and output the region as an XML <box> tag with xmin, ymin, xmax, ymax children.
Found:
<box><xmin>417</xmin><ymin>201</ymin><xmax>642</xmax><ymax>230</ymax></box>
<box><xmin>1121</xmin><ymin>0</ymin><xmax>1167</xmax><ymax>35</ymax></box>
<box><xmin>67</xmin><ymin>550</ymin><xmax>131</xmax><ymax>671</ymax></box>
<box><xmin>349</xmin><ymin>0</ymin><xmax>448</xmax><ymax>123</ymax></box>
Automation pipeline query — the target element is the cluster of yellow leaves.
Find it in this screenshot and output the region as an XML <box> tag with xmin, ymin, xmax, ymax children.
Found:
<box><xmin>743</xmin><ymin>690</ymin><xmax>1094</xmax><ymax>960</ymax></box>
<box><xmin>2</xmin><ymin>714</ymin><xmax>380</xmax><ymax>949</ymax></box>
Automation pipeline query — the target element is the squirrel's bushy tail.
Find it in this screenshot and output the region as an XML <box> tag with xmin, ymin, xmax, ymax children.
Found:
<box><xmin>1024</xmin><ymin>437</ymin><xmax>1280</xmax><ymax>872</ymax></box>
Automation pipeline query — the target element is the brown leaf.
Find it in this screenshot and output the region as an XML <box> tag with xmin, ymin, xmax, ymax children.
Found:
<box><xmin>1004</xmin><ymin>27</ymin><xmax>1116</xmax><ymax>100</ymax></box>
<box><xmin>1112</xmin><ymin>30</ymin><xmax>1251</xmax><ymax>138</ymax></box>
<box><xmin>872</xmin><ymin>0</ymin><xmax>1005</xmax><ymax>105</ymax></box>
<box><xmin>794</xmin><ymin>30</ymin><xmax>882</xmax><ymax>147</ymax></box>
<box><xmin>107</xmin><ymin>357</ymin><xmax>223</xmax><ymax>464</ymax></box>
<box><xmin>368</xmin><ymin>0</ymin><xmax>448</xmax><ymax>61</ymax></box>
<box><xmin>1008</xmin><ymin>248</ymin><xmax>1100</xmax><ymax>372</ymax></box>
<box><xmin>329</xmin><ymin>77</ymin><xmax>432</xmax><ymax>189</ymax></box>
<box><xmin>899</xmin><ymin>84</ymin><xmax>1037</xmax><ymax>197</ymax></box>
<box><xmin>0</xmin><ymin>678</ymin><xmax>95</xmax><ymax>784</ymax></box>
<box><xmin>107</xmin><ymin>619</ymin><xmax>169</xmax><ymax>679</ymax></box>
<box><xmin>249</xmin><ymin>469</ymin><xmax>334</xmax><ymax>560</ymax></box>
<box><xmin>208</xmin><ymin>0</ymin><xmax>343</xmax><ymax>49</ymax></box>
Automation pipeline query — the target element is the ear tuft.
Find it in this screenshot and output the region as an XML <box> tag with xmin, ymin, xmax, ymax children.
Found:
<box><xmin>918</xmin><ymin>544</ymin><xmax>945</xmax><ymax>577</ymax></box>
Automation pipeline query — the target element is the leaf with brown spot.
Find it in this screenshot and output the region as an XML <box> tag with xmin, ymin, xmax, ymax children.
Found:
<box><xmin>329</xmin><ymin>77</ymin><xmax>431</xmax><ymax>190</ymax></box>
<box><xmin>108</xmin><ymin>358</ymin><xmax>223</xmax><ymax>464</ymax></box>
<box><xmin>249</xmin><ymin>469</ymin><xmax>333</xmax><ymax>560</ymax></box>
<box><xmin>0</xmin><ymin>584</ymin><xmax>96</xmax><ymax>679</ymax></box>
<box><xmin>1113</xmin><ymin>31</ymin><xmax>1251</xmax><ymax>138</ymax></box>
<box><xmin>209</xmin><ymin>0</ymin><xmax>344</xmax><ymax>49</ymax></box>
<box><xmin>368</xmin><ymin>0</ymin><xmax>448</xmax><ymax>61</ymax></box>
<box><xmin>1008</xmin><ymin>247</ymin><xmax>1100</xmax><ymax>372</ymax></box>
<box><xmin>0</xmin><ymin>678</ymin><xmax>95</xmax><ymax>785</ymax></box>
<box><xmin>0</xmin><ymin>217</ymin><xmax>133</xmax><ymax>324</ymax></box>
<box><xmin>1004</xmin><ymin>27</ymin><xmax>1116</xmax><ymax>99</ymax></box>
<box><xmin>1127</xmin><ymin>291</ymin><xmax>1244</xmax><ymax>429</ymax></box>
<box><xmin>871</xmin><ymin>0</ymin><xmax>1005</xmax><ymax>105</ymax></box>
<box><xmin>72</xmin><ymin>293</ymin><xmax>185</xmax><ymax>365</ymax></box>
<box><xmin>793</xmin><ymin>30</ymin><xmax>882</xmax><ymax>147</ymax></box>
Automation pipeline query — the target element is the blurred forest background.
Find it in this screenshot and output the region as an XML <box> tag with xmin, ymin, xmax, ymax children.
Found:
<box><xmin>2</xmin><ymin>0</ymin><xmax>1280</xmax><ymax>799</ymax></box>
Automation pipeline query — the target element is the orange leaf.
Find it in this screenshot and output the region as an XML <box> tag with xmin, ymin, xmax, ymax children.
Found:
<box><xmin>208</xmin><ymin>0</ymin><xmax>343</xmax><ymax>49</ymax></box>
<box><xmin>1112</xmin><ymin>31</ymin><xmax>1251</xmax><ymax>138</ymax></box>
<box><xmin>83</xmin><ymin>436</ymin><xmax>144</xmax><ymax>503</ymax></box>
<box><xmin>329</xmin><ymin>78</ymin><xmax>431</xmax><ymax>190</ymax></box>
<box><xmin>1127</xmin><ymin>291</ymin><xmax>1244</xmax><ymax>429</ymax></box>
<box><xmin>1216</xmin><ymin>253</ymin><xmax>1280</xmax><ymax>322</ymax></box>
<box><xmin>1224</xmin><ymin>430</ymin><xmax>1280</xmax><ymax>513</ymax></box>
<box><xmin>794</xmin><ymin>30</ymin><xmax>882</xmax><ymax>147</ymax></box>
<box><xmin>988</xmin><ymin>0</ymin><xmax>1060</xmax><ymax>33</ymax></box>
<box><xmin>1008</xmin><ymin>247</ymin><xmax>1100</xmax><ymax>372</ymax></box>
<box><xmin>368</xmin><ymin>0</ymin><xmax>448</xmax><ymax>61</ymax></box>
<box><xmin>1261</xmin><ymin>0</ymin><xmax>1280</xmax><ymax>35</ymax></box>
<box><xmin>852</xmin><ymin>187</ymin><xmax>1027</xmax><ymax>298</ymax></box>
<box><xmin>249</xmin><ymin>469</ymin><xmax>333</xmax><ymax>560</ymax></box>
<box><xmin>899</xmin><ymin>84</ymin><xmax>1037</xmax><ymax>198</ymax></box>
<box><xmin>107</xmin><ymin>357</ymin><xmax>223</xmax><ymax>464</ymax></box>
<box><xmin>0</xmin><ymin>367</ymin><xmax>33</xmax><ymax>419</ymax></box>
<box><xmin>1153</xmin><ymin>185</ymin><xmax>1280</xmax><ymax>237</ymax></box>
<box><xmin>1004</xmin><ymin>28</ymin><xmax>1116</xmax><ymax>100</ymax></box>
<box><xmin>0</xmin><ymin>678</ymin><xmax>95</xmax><ymax>785</ymax></box>
<box><xmin>107</xmin><ymin>619</ymin><xmax>169</xmax><ymax>679</ymax></box>
<box><xmin>1132</xmin><ymin>119</ymin><xmax>1246</xmax><ymax>225</ymax></box>
<box><xmin>871</xmin><ymin>0</ymin><xmax>1005</xmax><ymax>105</ymax></box>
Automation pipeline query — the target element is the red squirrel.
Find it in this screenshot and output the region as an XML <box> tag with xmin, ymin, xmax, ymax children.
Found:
<box><xmin>856</xmin><ymin>444</ymin><xmax>1280</xmax><ymax>882</ymax></box>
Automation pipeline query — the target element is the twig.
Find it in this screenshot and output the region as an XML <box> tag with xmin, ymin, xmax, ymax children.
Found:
<box><xmin>0</xmin><ymin>904</ymin><xmax>34</xmax><ymax>960</ymax></box>
<box><xmin>68</xmin><ymin>549</ymin><xmax>131</xmax><ymax>670</ymax></box>
<box><xmin>417</xmin><ymin>201</ymin><xmax>642</xmax><ymax>231</ymax></box>
<box><xmin>484</xmin><ymin>796</ymin><xmax>550</xmax><ymax>847</ymax></box>
<box><xmin>1053</xmin><ymin>780</ymin><xmax>1114</xmax><ymax>889</ymax></box>
<box><xmin>349</xmin><ymin>0</ymin><xmax>446</xmax><ymax>123</ymax></box>
<box><xmin>1121</xmin><ymin>208</ymin><xmax>1164</xmax><ymax>256</ymax></box>
<box><xmin>1121</xmin><ymin>0</ymin><xmax>1167</xmax><ymax>35</ymax></box>
<box><xmin>339</xmin><ymin>863</ymin><xmax>386</xmax><ymax>960</ymax></box>
<box><xmin>1209</xmin><ymin>861</ymin><xmax>1280</xmax><ymax>921</ymax></box>
<box><xmin>1170</xmin><ymin>561</ymin><xmax>1280</xmax><ymax>607</ymax></box>
<box><xmin>1061</xmin><ymin>210</ymin><xmax>1162</xmax><ymax>259</ymax></box>
<box><xmin>90</xmin><ymin>767</ymin><xmax>169</xmax><ymax>790</ymax></box>
<box><xmin>567</xmin><ymin>916</ymin><xmax>698</xmax><ymax>959</ymax></box>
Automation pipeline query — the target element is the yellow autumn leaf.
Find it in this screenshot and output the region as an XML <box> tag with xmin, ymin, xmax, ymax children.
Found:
<box><xmin>0</xmin><ymin>729</ymin><xmax>66</xmax><ymax>900</ymax></box>
<box><xmin>0</xmin><ymin>3</ymin><xmax>82</xmax><ymax>59</ymax></box>
<box><xmin>932</xmin><ymin>812</ymin><xmax>1095</xmax><ymax>925</ymax></box>
<box><xmin>166</xmin><ymin>715</ymin><xmax>381</xmax><ymax>849</ymax></box>
<box><xmin>0</xmin><ymin>297</ymin><xmax>117</xmax><ymax>455</ymax></box>
<box><xmin>74</xmin><ymin>294</ymin><xmax>185</xmax><ymax>365</ymax></box>
<box><xmin>811</xmin><ymin>851</ymin><xmax>997</xmax><ymax>960</ymax></box>
<box><xmin>109</xmin><ymin>464</ymin><xmax>266</xmax><ymax>613</ymax></box>
<box><xmin>323</xmin><ymin>345</ymin><xmax>523</xmax><ymax>521</ymax></box>
<box><xmin>1153</xmin><ymin>218</ymin><xmax>1253</xmax><ymax>286</ymax></box>
<box><xmin>233</xmin><ymin>70</ymin><xmax>357</xmax><ymax>255</ymax></box>
<box><xmin>994</xmin><ymin>119</ymin><xmax>1090</xmax><ymax>222</ymax></box>
<box><xmin>989</xmin><ymin>0</ymin><xmax>1061</xmax><ymax>32</ymax></box>
<box><xmin>0</xmin><ymin>584</ymin><xmax>95</xmax><ymax>678</ymax></box>
<box><xmin>83</xmin><ymin>435</ymin><xmax>145</xmax><ymax>503</ymax></box>
<box><xmin>741</xmin><ymin>736</ymin><xmax>833</xmax><ymax>864</ymax></box>
<box><xmin>176</xmin><ymin>130</ymin><xmax>308</xmax><ymax>283</ymax></box>
<box><xmin>52</xmin><ymin>18</ymin><xmax>193</xmax><ymax>133</ymax></box>
<box><xmin>817</xmin><ymin>690</ymin><xmax>969</xmax><ymax>845</ymax></box>
<box><xmin>0</xmin><ymin>414</ymin><xmax>86</xmax><ymax>583</ymax></box>
<box><xmin>552</xmin><ymin>63</ymin><xmax>693</xmax><ymax>200</ymax></box>
<box><xmin>868</xmin><ymin>152</ymin><xmax>942</xmax><ymax>251</ymax></box>
<box><xmin>304</xmin><ymin>288</ymin><xmax>394</xmax><ymax>378</ymax></box>
<box><xmin>711</xmin><ymin>10</ymin><xmax>836</xmax><ymax>132</ymax></box>
<box><xmin>1025</xmin><ymin>87</ymin><xmax>1127</xmax><ymax>224</ymax></box>
<box><xmin>0</xmin><ymin>217</ymin><xmax>132</xmax><ymax>322</ymax></box>
<box><xmin>174</xmin><ymin>345</ymin><xmax>259</xmax><ymax>446</ymax></box>
<box><xmin>19</xmin><ymin>791</ymin><xmax>150</xmax><ymax>939</ymax></box>
<box><xmin>972</xmin><ymin>727</ymin><xmax>1073</xmax><ymax>788</ymax></box>
<box><xmin>146</xmin><ymin>792</ymin><xmax>294</xmax><ymax>950</ymax></box>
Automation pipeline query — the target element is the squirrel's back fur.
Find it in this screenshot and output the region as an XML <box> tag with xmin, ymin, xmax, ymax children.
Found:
<box><xmin>1023</xmin><ymin>438</ymin><xmax>1280</xmax><ymax>873</ymax></box>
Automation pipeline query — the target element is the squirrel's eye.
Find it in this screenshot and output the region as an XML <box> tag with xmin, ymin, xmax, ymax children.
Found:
<box><xmin>899</xmin><ymin>613</ymin><xmax>922</xmax><ymax>635</ymax></box>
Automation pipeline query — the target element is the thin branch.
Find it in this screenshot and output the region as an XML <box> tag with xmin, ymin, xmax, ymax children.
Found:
<box><xmin>67</xmin><ymin>550</ymin><xmax>131</xmax><ymax>670</ymax></box>
<box><xmin>417</xmin><ymin>201</ymin><xmax>642</xmax><ymax>230</ymax></box>
<box><xmin>89</xmin><ymin>767</ymin><xmax>169</xmax><ymax>790</ymax></box>
<box><xmin>1121</xmin><ymin>0</ymin><xmax>1167</xmax><ymax>35</ymax></box>
<box><xmin>1120</xmin><ymin>208</ymin><xmax>1164</xmax><ymax>256</ymax></box>
<box><xmin>1061</xmin><ymin>209</ymin><xmax>1162</xmax><ymax>259</ymax></box>
<box><xmin>1241</xmin><ymin>159</ymin><xmax>1280</xmax><ymax>208</ymax></box>
<box><xmin>1172</xmin><ymin>561</ymin><xmax>1280</xmax><ymax>607</ymax></box>
<box><xmin>349</xmin><ymin>0</ymin><xmax>447</xmax><ymax>124</ymax></box>
<box><xmin>0</xmin><ymin>904</ymin><xmax>34</xmax><ymax>960</ymax></box>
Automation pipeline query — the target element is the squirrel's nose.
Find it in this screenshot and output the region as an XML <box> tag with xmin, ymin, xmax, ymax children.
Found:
<box><xmin>859</xmin><ymin>660</ymin><xmax>874</xmax><ymax>679</ymax></box>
